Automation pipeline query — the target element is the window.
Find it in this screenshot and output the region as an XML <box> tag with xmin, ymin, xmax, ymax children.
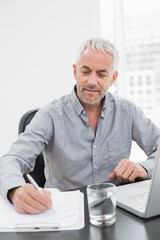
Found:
<box><xmin>100</xmin><ymin>0</ymin><xmax>160</xmax><ymax>162</ymax></box>
<box><xmin>146</xmin><ymin>75</ymin><xmax>151</xmax><ymax>85</ymax></box>
<box><xmin>100</xmin><ymin>0</ymin><xmax>160</xmax><ymax>117</ymax></box>
<box><xmin>129</xmin><ymin>77</ymin><xmax>134</xmax><ymax>86</ymax></box>
<box><xmin>137</xmin><ymin>76</ymin><xmax>142</xmax><ymax>86</ymax></box>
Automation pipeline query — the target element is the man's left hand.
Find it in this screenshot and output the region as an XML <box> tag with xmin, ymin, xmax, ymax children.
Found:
<box><xmin>108</xmin><ymin>158</ymin><xmax>148</xmax><ymax>183</ymax></box>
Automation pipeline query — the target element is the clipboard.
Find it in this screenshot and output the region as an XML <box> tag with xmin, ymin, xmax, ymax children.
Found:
<box><xmin>0</xmin><ymin>189</ymin><xmax>84</xmax><ymax>232</ymax></box>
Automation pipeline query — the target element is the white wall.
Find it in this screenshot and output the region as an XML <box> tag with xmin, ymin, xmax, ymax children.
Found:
<box><xmin>0</xmin><ymin>0</ymin><xmax>101</xmax><ymax>156</ymax></box>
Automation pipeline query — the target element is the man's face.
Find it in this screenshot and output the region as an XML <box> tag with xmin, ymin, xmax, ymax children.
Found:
<box><xmin>73</xmin><ymin>47</ymin><xmax>118</xmax><ymax>106</ymax></box>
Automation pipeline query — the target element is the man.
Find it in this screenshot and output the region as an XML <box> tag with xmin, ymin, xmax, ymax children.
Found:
<box><xmin>0</xmin><ymin>38</ymin><xmax>160</xmax><ymax>214</ymax></box>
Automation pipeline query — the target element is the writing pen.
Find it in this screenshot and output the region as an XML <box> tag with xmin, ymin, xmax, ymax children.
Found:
<box><xmin>26</xmin><ymin>174</ymin><xmax>56</xmax><ymax>214</ymax></box>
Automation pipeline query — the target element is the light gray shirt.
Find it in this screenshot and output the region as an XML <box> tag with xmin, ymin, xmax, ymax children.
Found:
<box><xmin>0</xmin><ymin>88</ymin><xmax>160</xmax><ymax>200</ymax></box>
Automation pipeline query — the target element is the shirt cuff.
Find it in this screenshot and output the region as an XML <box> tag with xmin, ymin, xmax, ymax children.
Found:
<box><xmin>0</xmin><ymin>178</ymin><xmax>25</xmax><ymax>203</ymax></box>
<box><xmin>139</xmin><ymin>161</ymin><xmax>153</xmax><ymax>179</ymax></box>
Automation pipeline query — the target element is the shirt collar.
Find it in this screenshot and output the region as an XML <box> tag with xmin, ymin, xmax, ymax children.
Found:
<box><xmin>99</xmin><ymin>93</ymin><xmax>114</xmax><ymax>118</ymax></box>
<box><xmin>70</xmin><ymin>86</ymin><xmax>84</xmax><ymax>116</ymax></box>
<box><xmin>100</xmin><ymin>97</ymin><xmax>106</xmax><ymax>118</ymax></box>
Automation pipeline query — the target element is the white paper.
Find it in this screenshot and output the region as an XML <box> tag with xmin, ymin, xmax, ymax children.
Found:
<box><xmin>0</xmin><ymin>189</ymin><xmax>84</xmax><ymax>232</ymax></box>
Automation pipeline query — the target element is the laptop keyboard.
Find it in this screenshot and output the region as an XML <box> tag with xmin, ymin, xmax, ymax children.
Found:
<box><xmin>129</xmin><ymin>192</ymin><xmax>148</xmax><ymax>205</ymax></box>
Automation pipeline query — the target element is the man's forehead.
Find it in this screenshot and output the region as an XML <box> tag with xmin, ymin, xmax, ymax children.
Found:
<box><xmin>78</xmin><ymin>47</ymin><xmax>114</xmax><ymax>70</ymax></box>
<box><xmin>80</xmin><ymin>65</ymin><xmax>109</xmax><ymax>73</ymax></box>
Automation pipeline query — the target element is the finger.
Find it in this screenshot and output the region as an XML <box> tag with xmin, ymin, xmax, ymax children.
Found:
<box><xmin>42</xmin><ymin>188</ymin><xmax>52</xmax><ymax>199</ymax></box>
<box><xmin>14</xmin><ymin>198</ymin><xmax>46</xmax><ymax>214</ymax></box>
<box><xmin>128</xmin><ymin>171</ymin><xmax>138</xmax><ymax>183</ymax></box>
<box><xmin>114</xmin><ymin>159</ymin><xmax>128</xmax><ymax>173</ymax></box>
<box><xmin>26</xmin><ymin>186</ymin><xmax>52</xmax><ymax>210</ymax></box>
<box><xmin>41</xmin><ymin>189</ymin><xmax>53</xmax><ymax>208</ymax></box>
<box><xmin>108</xmin><ymin>172</ymin><xmax>116</xmax><ymax>180</ymax></box>
<box><xmin>114</xmin><ymin>160</ymin><xmax>129</xmax><ymax>182</ymax></box>
<box><xmin>14</xmin><ymin>206</ymin><xmax>28</xmax><ymax>214</ymax></box>
<box><xmin>25</xmin><ymin>185</ymin><xmax>52</xmax><ymax>207</ymax></box>
<box><xmin>128</xmin><ymin>166</ymin><xmax>142</xmax><ymax>182</ymax></box>
<box><xmin>121</xmin><ymin>164</ymin><xmax>136</xmax><ymax>183</ymax></box>
<box><xmin>122</xmin><ymin>163</ymin><xmax>147</xmax><ymax>183</ymax></box>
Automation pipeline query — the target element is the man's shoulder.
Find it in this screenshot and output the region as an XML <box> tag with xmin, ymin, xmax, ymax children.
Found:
<box><xmin>50</xmin><ymin>94</ymin><xmax>71</xmax><ymax>108</ymax></box>
<box><xmin>106</xmin><ymin>92</ymin><xmax>140</xmax><ymax>114</ymax></box>
<box><xmin>107</xmin><ymin>92</ymin><xmax>134</xmax><ymax>106</ymax></box>
<box><xmin>38</xmin><ymin>93</ymin><xmax>71</xmax><ymax>115</ymax></box>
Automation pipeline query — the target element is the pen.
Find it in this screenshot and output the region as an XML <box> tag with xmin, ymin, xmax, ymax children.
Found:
<box><xmin>26</xmin><ymin>174</ymin><xmax>56</xmax><ymax>213</ymax></box>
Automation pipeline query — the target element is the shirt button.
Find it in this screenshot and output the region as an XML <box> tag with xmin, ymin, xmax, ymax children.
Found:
<box><xmin>93</xmin><ymin>144</ymin><xmax>96</xmax><ymax>149</ymax></box>
<box><xmin>88</xmin><ymin>126</ymin><xmax>92</xmax><ymax>131</ymax></box>
<box><xmin>94</xmin><ymin>164</ymin><xmax>98</xmax><ymax>169</ymax></box>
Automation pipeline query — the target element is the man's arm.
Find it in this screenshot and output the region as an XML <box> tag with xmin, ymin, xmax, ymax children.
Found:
<box><xmin>0</xmin><ymin>107</ymin><xmax>54</xmax><ymax>201</ymax></box>
<box><xmin>8</xmin><ymin>184</ymin><xmax>52</xmax><ymax>214</ymax></box>
<box><xmin>109</xmin><ymin>101</ymin><xmax>160</xmax><ymax>183</ymax></box>
<box><xmin>108</xmin><ymin>158</ymin><xmax>148</xmax><ymax>183</ymax></box>
<box><xmin>131</xmin><ymin>104</ymin><xmax>160</xmax><ymax>179</ymax></box>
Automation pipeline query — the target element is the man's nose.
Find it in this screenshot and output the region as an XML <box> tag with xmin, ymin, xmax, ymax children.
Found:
<box><xmin>87</xmin><ymin>73</ymin><xmax>98</xmax><ymax>86</ymax></box>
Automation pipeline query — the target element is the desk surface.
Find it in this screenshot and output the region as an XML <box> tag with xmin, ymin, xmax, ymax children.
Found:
<box><xmin>1</xmin><ymin>186</ymin><xmax>160</xmax><ymax>240</ymax></box>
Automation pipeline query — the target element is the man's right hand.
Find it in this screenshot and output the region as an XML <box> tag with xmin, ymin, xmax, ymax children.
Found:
<box><xmin>9</xmin><ymin>184</ymin><xmax>53</xmax><ymax>214</ymax></box>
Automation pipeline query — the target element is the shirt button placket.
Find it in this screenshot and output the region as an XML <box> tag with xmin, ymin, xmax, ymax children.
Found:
<box><xmin>92</xmin><ymin>143</ymin><xmax>99</xmax><ymax>182</ymax></box>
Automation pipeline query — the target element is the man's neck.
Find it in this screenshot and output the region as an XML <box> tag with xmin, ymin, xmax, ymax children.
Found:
<box><xmin>84</xmin><ymin>100</ymin><xmax>104</xmax><ymax>134</ymax></box>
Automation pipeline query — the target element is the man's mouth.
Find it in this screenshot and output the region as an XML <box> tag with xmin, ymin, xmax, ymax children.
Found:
<box><xmin>84</xmin><ymin>88</ymin><xmax>99</xmax><ymax>93</ymax></box>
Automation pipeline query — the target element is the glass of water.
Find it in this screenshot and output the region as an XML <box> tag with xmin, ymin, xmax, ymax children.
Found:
<box><xmin>87</xmin><ymin>183</ymin><xmax>116</xmax><ymax>226</ymax></box>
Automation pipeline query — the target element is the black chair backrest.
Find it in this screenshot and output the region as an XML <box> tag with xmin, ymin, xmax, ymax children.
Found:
<box><xmin>18</xmin><ymin>109</ymin><xmax>46</xmax><ymax>187</ymax></box>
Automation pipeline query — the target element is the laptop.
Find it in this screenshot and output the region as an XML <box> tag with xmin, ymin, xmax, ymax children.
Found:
<box><xmin>116</xmin><ymin>141</ymin><xmax>160</xmax><ymax>218</ymax></box>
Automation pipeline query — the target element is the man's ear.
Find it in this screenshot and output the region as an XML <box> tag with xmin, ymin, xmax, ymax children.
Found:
<box><xmin>110</xmin><ymin>71</ymin><xmax>118</xmax><ymax>86</ymax></box>
<box><xmin>73</xmin><ymin>64</ymin><xmax>77</xmax><ymax>80</ymax></box>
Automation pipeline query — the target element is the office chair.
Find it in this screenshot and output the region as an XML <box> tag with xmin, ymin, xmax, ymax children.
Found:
<box><xmin>18</xmin><ymin>109</ymin><xmax>46</xmax><ymax>187</ymax></box>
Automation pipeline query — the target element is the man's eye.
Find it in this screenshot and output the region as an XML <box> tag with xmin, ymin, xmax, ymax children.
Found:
<box><xmin>98</xmin><ymin>74</ymin><xmax>106</xmax><ymax>78</ymax></box>
<box><xmin>82</xmin><ymin>71</ymin><xmax>90</xmax><ymax>74</ymax></box>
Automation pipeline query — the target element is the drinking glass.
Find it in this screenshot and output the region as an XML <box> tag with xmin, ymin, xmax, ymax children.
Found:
<box><xmin>87</xmin><ymin>183</ymin><xmax>116</xmax><ymax>226</ymax></box>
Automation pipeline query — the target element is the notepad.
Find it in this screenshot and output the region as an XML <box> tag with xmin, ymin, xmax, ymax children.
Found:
<box><xmin>0</xmin><ymin>189</ymin><xmax>84</xmax><ymax>232</ymax></box>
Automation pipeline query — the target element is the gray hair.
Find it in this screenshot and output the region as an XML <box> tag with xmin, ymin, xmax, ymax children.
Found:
<box><xmin>76</xmin><ymin>38</ymin><xmax>119</xmax><ymax>72</ymax></box>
